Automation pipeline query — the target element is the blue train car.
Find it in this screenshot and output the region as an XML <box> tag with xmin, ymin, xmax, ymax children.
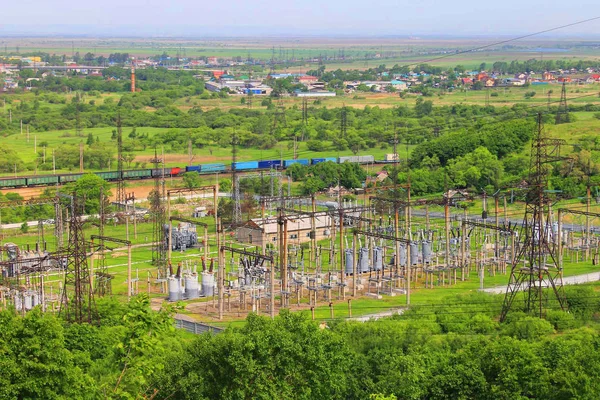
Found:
<box><xmin>185</xmin><ymin>165</ymin><xmax>201</xmax><ymax>172</ymax></box>
<box><xmin>200</xmin><ymin>163</ymin><xmax>226</xmax><ymax>173</ymax></box>
<box><xmin>232</xmin><ymin>161</ymin><xmax>259</xmax><ymax>171</ymax></box>
<box><xmin>283</xmin><ymin>159</ymin><xmax>309</xmax><ymax>168</ymax></box>
<box><xmin>310</xmin><ymin>157</ymin><xmax>337</xmax><ymax>165</ymax></box>
<box><xmin>258</xmin><ymin>160</ymin><xmax>282</xmax><ymax>169</ymax></box>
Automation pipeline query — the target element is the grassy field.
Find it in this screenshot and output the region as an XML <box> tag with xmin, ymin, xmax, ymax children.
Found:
<box><xmin>6</xmin><ymin>37</ymin><xmax>600</xmax><ymax>67</ymax></box>
<box><xmin>0</xmin><ymin>82</ymin><xmax>598</xmax><ymax>180</ymax></box>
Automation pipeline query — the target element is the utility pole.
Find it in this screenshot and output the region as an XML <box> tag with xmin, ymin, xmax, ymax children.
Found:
<box><xmin>116</xmin><ymin>115</ymin><xmax>125</xmax><ymax>205</ymax></box>
<box><xmin>188</xmin><ymin>137</ymin><xmax>194</xmax><ymax>166</ymax></box>
<box><xmin>79</xmin><ymin>142</ymin><xmax>83</xmax><ymax>173</ymax></box>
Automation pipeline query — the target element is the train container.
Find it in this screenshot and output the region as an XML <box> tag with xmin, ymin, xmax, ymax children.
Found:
<box><xmin>151</xmin><ymin>168</ymin><xmax>169</xmax><ymax>177</ymax></box>
<box><xmin>123</xmin><ymin>169</ymin><xmax>152</xmax><ymax>179</ymax></box>
<box><xmin>257</xmin><ymin>160</ymin><xmax>282</xmax><ymax>169</ymax></box>
<box><xmin>338</xmin><ymin>155</ymin><xmax>374</xmax><ymax>164</ymax></box>
<box><xmin>384</xmin><ymin>153</ymin><xmax>399</xmax><ymax>162</ymax></box>
<box><xmin>0</xmin><ymin>178</ymin><xmax>27</xmax><ymax>188</ymax></box>
<box><xmin>232</xmin><ymin>161</ymin><xmax>259</xmax><ymax>171</ymax></box>
<box><xmin>310</xmin><ymin>157</ymin><xmax>337</xmax><ymax>165</ymax></box>
<box><xmin>185</xmin><ymin>165</ymin><xmax>201</xmax><ymax>172</ymax></box>
<box><xmin>96</xmin><ymin>171</ymin><xmax>121</xmax><ymax>181</ymax></box>
<box><xmin>171</xmin><ymin>167</ymin><xmax>182</xmax><ymax>176</ymax></box>
<box><xmin>338</xmin><ymin>156</ymin><xmax>357</xmax><ymax>164</ymax></box>
<box><xmin>283</xmin><ymin>159</ymin><xmax>309</xmax><ymax>168</ymax></box>
<box><xmin>59</xmin><ymin>173</ymin><xmax>83</xmax><ymax>184</ymax></box>
<box><xmin>200</xmin><ymin>163</ymin><xmax>226</xmax><ymax>173</ymax></box>
<box><xmin>26</xmin><ymin>175</ymin><xmax>59</xmax><ymax>186</ymax></box>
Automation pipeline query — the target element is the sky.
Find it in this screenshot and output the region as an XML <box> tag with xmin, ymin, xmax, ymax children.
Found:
<box><xmin>1</xmin><ymin>0</ymin><xmax>599</xmax><ymax>37</ymax></box>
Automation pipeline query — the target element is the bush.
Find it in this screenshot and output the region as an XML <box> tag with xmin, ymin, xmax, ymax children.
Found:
<box><xmin>306</xmin><ymin>140</ymin><xmax>324</xmax><ymax>152</ymax></box>
<box><xmin>502</xmin><ymin>315</ymin><xmax>554</xmax><ymax>339</ymax></box>
<box><xmin>545</xmin><ymin>310</ymin><xmax>577</xmax><ymax>331</ymax></box>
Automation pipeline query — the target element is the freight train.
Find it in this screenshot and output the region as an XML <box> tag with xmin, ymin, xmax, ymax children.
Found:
<box><xmin>0</xmin><ymin>155</ymin><xmax>375</xmax><ymax>189</ymax></box>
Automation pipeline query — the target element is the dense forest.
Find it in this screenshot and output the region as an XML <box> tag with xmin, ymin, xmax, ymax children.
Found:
<box><xmin>2</xmin><ymin>286</ymin><xmax>600</xmax><ymax>399</ymax></box>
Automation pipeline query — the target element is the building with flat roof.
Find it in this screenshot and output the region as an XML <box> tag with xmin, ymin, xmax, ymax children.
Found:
<box><xmin>236</xmin><ymin>216</ymin><xmax>332</xmax><ymax>247</ymax></box>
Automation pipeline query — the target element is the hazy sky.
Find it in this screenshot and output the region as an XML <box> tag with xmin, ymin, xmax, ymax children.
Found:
<box><xmin>1</xmin><ymin>0</ymin><xmax>599</xmax><ymax>37</ymax></box>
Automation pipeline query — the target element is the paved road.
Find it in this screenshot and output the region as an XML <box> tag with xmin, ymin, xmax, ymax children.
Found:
<box><xmin>348</xmin><ymin>308</ymin><xmax>406</xmax><ymax>322</ymax></box>
<box><xmin>481</xmin><ymin>271</ymin><xmax>600</xmax><ymax>294</ymax></box>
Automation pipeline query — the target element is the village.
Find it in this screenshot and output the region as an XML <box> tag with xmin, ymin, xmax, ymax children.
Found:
<box><xmin>3</xmin><ymin>52</ymin><xmax>600</xmax><ymax>95</ymax></box>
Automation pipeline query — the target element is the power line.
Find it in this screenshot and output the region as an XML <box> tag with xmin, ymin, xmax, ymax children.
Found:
<box><xmin>392</xmin><ymin>16</ymin><xmax>600</xmax><ymax>70</ymax></box>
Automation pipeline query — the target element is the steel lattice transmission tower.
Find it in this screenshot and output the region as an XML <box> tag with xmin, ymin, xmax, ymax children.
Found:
<box><xmin>302</xmin><ymin>97</ymin><xmax>308</xmax><ymax>125</ymax></box>
<box><xmin>75</xmin><ymin>92</ymin><xmax>83</xmax><ymax>137</ymax></box>
<box><xmin>246</xmin><ymin>89</ymin><xmax>253</xmax><ymax>109</ymax></box>
<box><xmin>95</xmin><ymin>188</ymin><xmax>112</xmax><ymax>296</ymax></box>
<box><xmin>555</xmin><ymin>82</ymin><xmax>570</xmax><ymax>124</ymax></box>
<box><xmin>272</xmin><ymin>98</ymin><xmax>287</xmax><ymax>133</ymax></box>
<box><xmin>500</xmin><ymin>114</ymin><xmax>567</xmax><ymax>322</ymax></box>
<box><xmin>149</xmin><ymin>149</ymin><xmax>168</xmax><ymax>278</ymax></box>
<box><xmin>340</xmin><ymin>106</ymin><xmax>348</xmax><ymax>138</ymax></box>
<box><xmin>231</xmin><ymin>134</ymin><xmax>242</xmax><ymax>225</ymax></box>
<box><xmin>60</xmin><ymin>195</ymin><xmax>97</xmax><ymax>324</ymax></box>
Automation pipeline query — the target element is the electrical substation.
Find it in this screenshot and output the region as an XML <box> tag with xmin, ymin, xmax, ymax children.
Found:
<box><xmin>1</xmin><ymin>114</ymin><xmax>600</xmax><ymax>323</ymax></box>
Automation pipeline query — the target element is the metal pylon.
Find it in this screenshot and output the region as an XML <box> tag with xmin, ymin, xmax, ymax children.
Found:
<box><xmin>555</xmin><ymin>82</ymin><xmax>569</xmax><ymax>124</ymax></box>
<box><xmin>231</xmin><ymin>134</ymin><xmax>242</xmax><ymax>225</ymax></box>
<box><xmin>95</xmin><ymin>188</ymin><xmax>112</xmax><ymax>296</ymax></box>
<box><xmin>60</xmin><ymin>195</ymin><xmax>97</xmax><ymax>324</ymax></box>
<box><xmin>150</xmin><ymin>149</ymin><xmax>167</xmax><ymax>278</ymax></box>
<box><xmin>500</xmin><ymin>114</ymin><xmax>567</xmax><ymax>321</ymax></box>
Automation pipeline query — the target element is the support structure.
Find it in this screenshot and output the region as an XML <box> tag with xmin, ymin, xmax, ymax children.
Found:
<box><xmin>340</xmin><ymin>106</ymin><xmax>347</xmax><ymax>138</ymax></box>
<box><xmin>91</xmin><ymin>235</ymin><xmax>132</xmax><ymax>298</ymax></box>
<box><xmin>500</xmin><ymin>114</ymin><xmax>567</xmax><ymax>321</ymax></box>
<box><xmin>272</xmin><ymin>98</ymin><xmax>287</xmax><ymax>132</ymax></box>
<box><xmin>149</xmin><ymin>149</ymin><xmax>168</xmax><ymax>279</ymax></box>
<box><xmin>115</xmin><ymin>115</ymin><xmax>125</xmax><ymax>205</ymax></box>
<box><xmin>555</xmin><ymin>82</ymin><xmax>569</xmax><ymax>124</ymax></box>
<box><xmin>302</xmin><ymin>97</ymin><xmax>308</xmax><ymax>126</ymax></box>
<box><xmin>231</xmin><ymin>134</ymin><xmax>242</xmax><ymax>226</ymax></box>
<box><xmin>60</xmin><ymin>196</ymin><xmax>97</xmax><ymax>324</ymax></box>
<box><xmin>94</xmin><ymin>188</ymin><xmax>112</xmax><ymax>296</ymax></box>
<box><xmin>220</xmin><ymin>246</ymin><xmax>274</xmax><ymax>319</ymax></box>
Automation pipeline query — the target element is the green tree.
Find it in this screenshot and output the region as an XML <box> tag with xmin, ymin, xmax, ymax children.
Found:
<box><xmin>156</xmin><ymin>311</ymin><xmax>354</xmax><ymax>399</ymax></box>
<box><xmin>182</xmin><ymin>171</ymin><xmax>202</xmax><ymax>189</ymax></box>
<box><xmin>0</xmin><ymin>309</ymin><xmax>93</xmax><ymax>398</ymax></box>
<box><xmin>306</xmin><ymin>139</ymin><xmax>324</xmax><ymax>152</ymax></box>
<box><xmin>66</xmin><ymin>173</ymin><xmax>111</xmax><ymax>214</ymax></box>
